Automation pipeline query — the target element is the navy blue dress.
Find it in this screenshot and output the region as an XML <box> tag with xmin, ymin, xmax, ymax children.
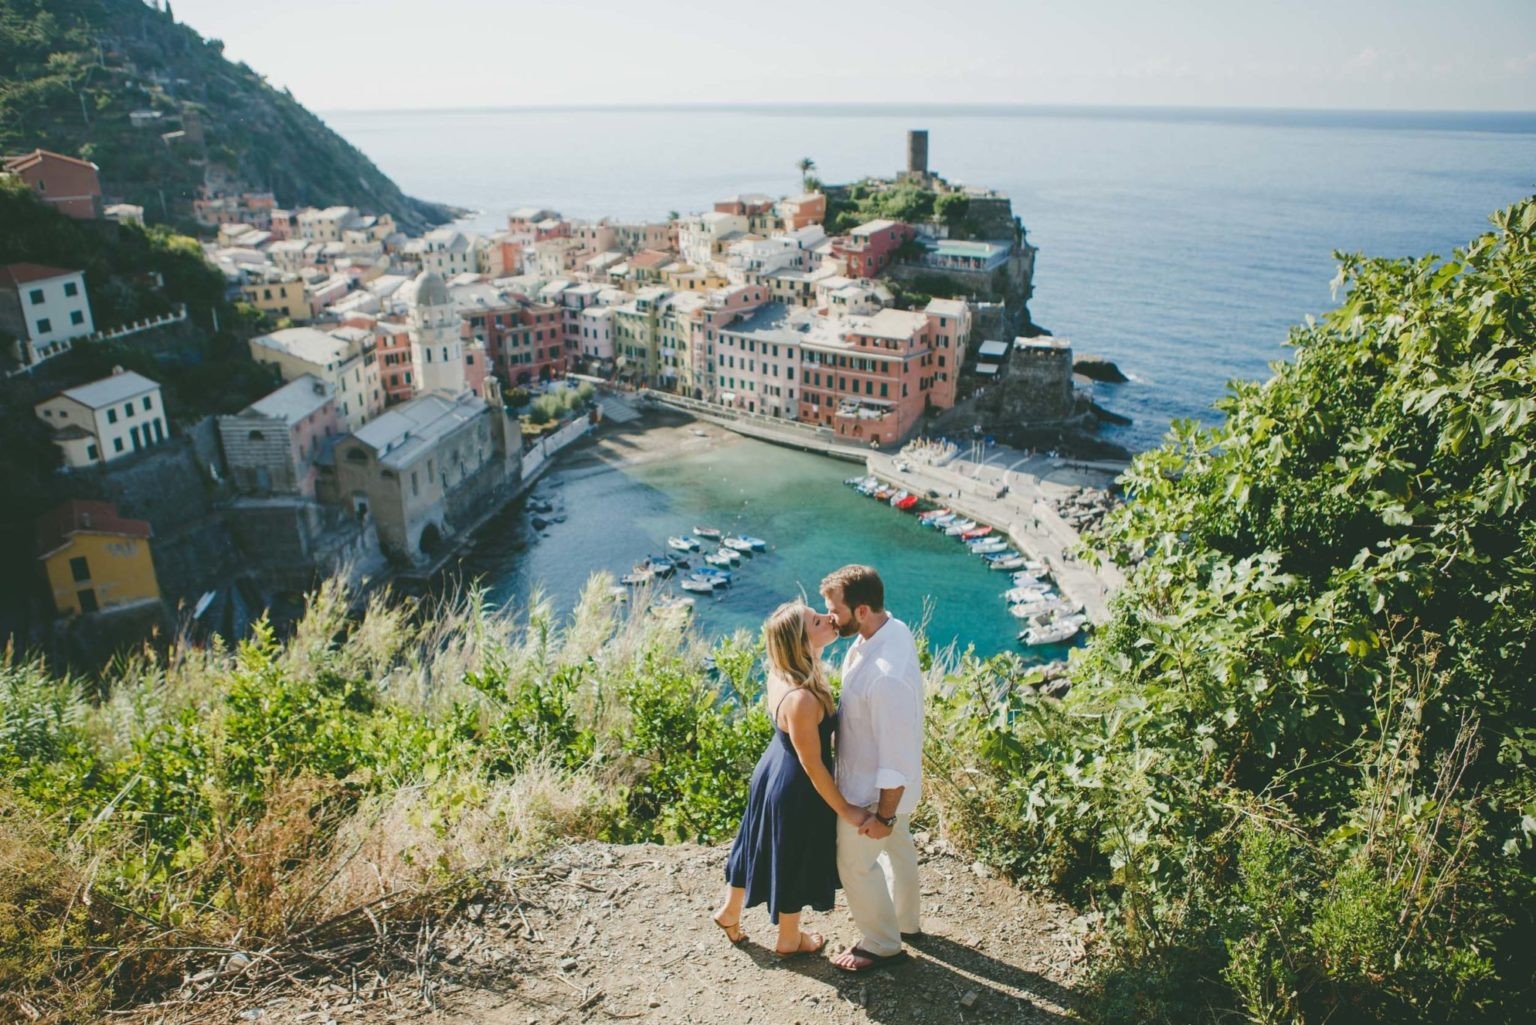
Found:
<box><xmin>724</xmin><ymin>693</ymin><xmax>840</xmax><ymax>922</ymax></box>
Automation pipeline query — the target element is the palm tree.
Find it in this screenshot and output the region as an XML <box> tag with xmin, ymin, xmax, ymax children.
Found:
<box><xmin>797</xmin><ymin>157</ymin><xmax>816</xmax><ymax>190</ymax></box>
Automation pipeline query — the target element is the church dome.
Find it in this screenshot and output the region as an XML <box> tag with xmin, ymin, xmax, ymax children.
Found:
<box><xmin>415</xmin><ymin>271</ymin><xmax>450</xmax><ymax>307</ymax></box>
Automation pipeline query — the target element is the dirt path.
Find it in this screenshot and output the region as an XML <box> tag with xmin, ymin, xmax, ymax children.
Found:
<box><xmin>145</xmin><ymin>837</ymin><xmax>1087</xmax><ymax>1025</ymax></box>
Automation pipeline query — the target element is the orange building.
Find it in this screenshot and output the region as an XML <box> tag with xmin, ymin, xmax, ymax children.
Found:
<box><xmin>3</xmin><ymin>149</ymin><xmax>102</xmax><ymax>219</ymax></box>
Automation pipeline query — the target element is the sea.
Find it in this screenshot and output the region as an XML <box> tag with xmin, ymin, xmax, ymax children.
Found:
<box><xmin>323</xmin><ymin>104</ymin><xmax>1536</xmax><ymax>656</ymax></box>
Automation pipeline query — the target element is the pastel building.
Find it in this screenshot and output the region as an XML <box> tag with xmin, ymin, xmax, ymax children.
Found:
<box><xmin>410</xmin><ymin>272</ymin><xmax>467</xmax><ymax>396</ymax></box>
<box><xmin>833</xmin><ymin>219</ymin><xmax>915</xmax><ymax>279</ymax></box>
<box><xmin>777</xmin><ymin>192</ymin><xmax>826</xmax><ymax>231</ymax></box>
<box><xmin>217</xmin><ymin>374</ymin><xmax>339</xmax><ymax>496</ymax></box>
<box><xmin>35</xmin><ymin>369</ymin><xmax>167</xmax><ymax>468</ymax></box>
<box><xmin>797</xmin><ymin>308</ymin><xmax>939</xmax><ymax>446</ymax></box>
<box><xmin>373</xmin><ymin>319</ymin><xmax>416</xmax><ymax>403</ymax></box>
<box><xmin>714</xmin><ymin>303</ymin><xmax>813</xmax><ymax>418</ymax></box>
<box><xmin>36</xmin><ymin>500</ymin><xmax>160</xmax><ymax>617</ymax></box>
<box><xmin>248</xmin><ymin>325</ymin><xmax>383</xmax><ymax>429</ymax></box>
<box><xmin>576</xmin><ymin>305</ymin><xmax>615</xmax><ymax>364</ymax></box>
<box><xmin>420</xmin><ymin>228</ymin><xmax>477</xmax><ymax>278</ymax></box>
<box><xmin>922</xmin><ymin>297</ymin><xmax>972</xmax><ymax>409</ymax></box>
<box><xmin>0</xmin><ymin>263</ymin><xmax>95</xmax><ymax>367</ymax></box>
<box><xmin>240</xmin><ymin>267</ymin><xmax>309</xmax><ymax>322</ymax></box>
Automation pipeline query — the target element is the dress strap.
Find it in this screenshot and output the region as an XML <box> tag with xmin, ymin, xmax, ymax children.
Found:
<box><xmin>771</xmin><ymin>687</ymin><xmax>794</xmax><ymax>730</ymax></box>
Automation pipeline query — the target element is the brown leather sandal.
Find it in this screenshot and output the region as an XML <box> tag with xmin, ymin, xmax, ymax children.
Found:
<box><xmin>775</xmin><ymin>930</ymin><xmax>826</xmax><ymax>959</ymax></box>
<box><xmin>712</xmin><ymin>912</ymin><xmax>746</xmax><ymax>945</ymax></box>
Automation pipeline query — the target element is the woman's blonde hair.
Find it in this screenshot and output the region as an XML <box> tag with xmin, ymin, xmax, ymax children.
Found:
<box><xmin>763</xmin><ymin>600</ymin><xmax>836</xmax><ymax>719</ymax></box>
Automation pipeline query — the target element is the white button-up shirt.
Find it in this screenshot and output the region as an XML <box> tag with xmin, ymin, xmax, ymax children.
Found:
<box><xmin>836</xmin><ymin>616</ymin><xmax>924</xmax><ymax>815</ymax></box>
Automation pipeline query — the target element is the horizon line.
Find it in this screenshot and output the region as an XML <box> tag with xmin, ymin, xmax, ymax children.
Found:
<box><xmin>317</xmin><ymin>100</ymin><xmax>1536</xmax><ymax>117</ymax></box>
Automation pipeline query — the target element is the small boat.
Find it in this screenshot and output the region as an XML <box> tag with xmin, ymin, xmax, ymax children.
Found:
<box><xmin>873</xmin><ymin>487</ymin><xmax>894</xmax><ymax>501</ymax></box>
<box><xmin>680</xmin><ymin>576</ymin><xmax>717</xmax><ymax>594</ymax></box>
<box><xmin>1021</xmin><ymin>619</ymin><xmax>1081</xmax><ymax>646</ymax></box>
<box><xmin>714</xmin><ymin>545</ymin><xmax>743</xmax><ymax>562</ymax></box>
<box><xmin>895</xmin><ymin>494</ymin><xmax>920</xmax><ymax>511</ymax></box>
<box><xmin>945</xmin><ymin>520</ymin><xmax>978</xmax><ymax>536</ymax></box>
<box><xmin>1010</xmin><ymin>600</ymin><xmax>1059</xmax><ymax>619</ymax></box>
<box><xmin>970</xmin><ymin>539</ymin><xmax>1009</xmax><ymax>554</ymax></box>
<box><xmin>704</xmin><ymin>550</ymin><xmax>736</xmax><ymax>567</ymax></box>
<box><xmin>927</xmin><ymin>514</ymin><xmax>957</xmax><ymax>528</ymax></box>
<box><xmin>639</xmin><ymin>557</ymin><xmax>676</xmax><ymax>578</ymax></box>
<box><xmin>1013</xmin><ymin>570</ymin><xmax>1050</xmax><ymax>586</ymax></box>
<box><xmin>990</xmin><ymin>555</ymin><xmax>1028</xmax><ymax>571</ymax></box>
<box><xmin>653</xmin><ymin>594</ymin><xmax>696</xmax><ymax>614</ymax></box>
<box><xmin>693</xmin><ymin>526</ymin><xmax>723</xmax><ymax>540</ymax></box>
<box><xmin>1004</xmin><ymin>585</ymin><xmax>1053</xmax><ymax>604</ymax></box>
<box><xmin>620</xmin><ymin>571</ymin><xmax>653</xmax><ymax>586</ymax></box>
<box><xmin>667</xmin><ymin>535</ymin><xmax>700</xmax><ymax>552</ymax></box>
<box><xmin>982</xmin><ymin>550</ymin><xmax>1021</xmax><ymax>563</ymax></box>
<box><xmin>722</xmin><ymin>537</ymin><xmax>755</xmax><ymax>552</ymax></box>
<box><xmin>918</xmin><ymin>508</ymin><xmax>951</xmax><ymax>524</ymax></box>
<box><xmin>694</xmin><ymin>566</ymin><xmax>732</xmax><ymax>584</ymax></box>
<box><xmin>961</xmin><ymin>525</ymin><xmax>994</xmax><ymax>540</ymax></box>
<box><xmin>730</xmin><ymin>534</ymin><xmax>767</xmax><ymax>551</ymax></box>
<box><xmin>887</xmin><ymin>490</ymin><xmax>909</xmax><ymax>506</ymax></box>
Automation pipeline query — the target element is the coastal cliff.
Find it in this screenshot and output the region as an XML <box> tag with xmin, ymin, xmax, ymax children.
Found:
<box><xmin>0</xmin><ymin>0</ymin><xmax>455</xmax><ymax>230</ymax></box>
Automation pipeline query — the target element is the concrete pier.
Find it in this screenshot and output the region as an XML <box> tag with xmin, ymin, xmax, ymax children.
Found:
<box><xmin>865</xmin><ymin>447</ymin><xmax>1128</xmax><ymax>626</ymax></box>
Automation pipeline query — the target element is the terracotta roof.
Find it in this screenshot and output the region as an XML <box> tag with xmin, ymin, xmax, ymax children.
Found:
<box><xmin>4</xmin><ymin>148</ymin><xmax>99</xmax><ymax>173</ymax></box>
<box><xmin>35</xmin><ymin>500</ymin><xmax>151</xmax><ymax>559</ymax></box>
<box><xmin>630</xmin><ymin>249</ymin><xmax>672</xmax><ymax>270</ymax></box>
<box><xmin>0</xmin><ymin>263</ymin><xmax>80</xmax><ymax>288</ymax></box>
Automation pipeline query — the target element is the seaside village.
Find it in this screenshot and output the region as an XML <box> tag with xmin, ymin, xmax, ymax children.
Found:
<box><xmin>5</xmin><ymin>134</ymin><xmax>1092</xmax><ymax>646</ymax></box>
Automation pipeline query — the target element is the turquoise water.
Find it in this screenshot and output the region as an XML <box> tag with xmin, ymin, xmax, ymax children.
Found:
<box><xmin>458</xmin><ymin>434</ymin><xmax>1045</xmax><ymax>659</ymax></box>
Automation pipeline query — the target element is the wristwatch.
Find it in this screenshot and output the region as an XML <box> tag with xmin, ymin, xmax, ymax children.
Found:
<box><xmin>874</xmin><ymin>812</ymin><xmax>897</xmax><ymax>827</ymax></box>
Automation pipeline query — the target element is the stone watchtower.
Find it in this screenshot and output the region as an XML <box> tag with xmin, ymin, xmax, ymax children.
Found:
<box><xmin>906</xmin><ymin>130</ymin><xmax>929</xmax><ymax>180</ymax></box>
<box><xmin>991</xmin><ymin>336</ymin><xmax>1074</xmax><ymax>423</ymax></box>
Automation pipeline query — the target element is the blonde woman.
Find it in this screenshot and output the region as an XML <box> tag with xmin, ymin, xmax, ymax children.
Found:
<box><xmin>712</xmin><ymin>601</ymin><xmax>871</xmax><ymax>957</ymax></box>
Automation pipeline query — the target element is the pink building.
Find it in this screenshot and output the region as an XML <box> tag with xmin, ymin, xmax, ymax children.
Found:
<box><xmin>832</xmin><ymin>219</ymin><xmax>914</xmax><ymax>279</ymax></box>
<box><xmin>696</xmin><ymin>283</ymin><xmax>772</xmax><ymax>398</ymax></box>
<box><xmin>797</xmin><ymin>308</ymin><xmax>938</xmax><ymax>446</ymax></box>
<box><xmin>369</xmin><ymin>318</ymin><xmax>416</xmax><ymax>404</ymax></box>
<box><xmin>922</xmin><ymin>298</ymin><xmax>972</xmax><ymax>409</ymax></box>
<box><xmin>217</xmin><ymin>374</ymin><xmax>341</xmax><ymax>497</ymax></box>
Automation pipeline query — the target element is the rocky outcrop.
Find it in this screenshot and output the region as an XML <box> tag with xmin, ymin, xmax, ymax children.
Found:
<box><xmin>1073</xmin><ymin>355</ymin><xmax>1129</xmax><ymax>383</ymax></box>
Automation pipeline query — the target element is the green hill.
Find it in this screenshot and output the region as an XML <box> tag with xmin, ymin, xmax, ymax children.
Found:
<box><xmin>0</xmin><ymin>0</ymin><xmax>455</xmax><ymax>231</ymax></box>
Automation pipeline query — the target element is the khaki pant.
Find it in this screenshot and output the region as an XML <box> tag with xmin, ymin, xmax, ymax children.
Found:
<box><xmin>836</xmin><ymin>813</ymin><xmax>920</xmax><ymax>957</ymax></box>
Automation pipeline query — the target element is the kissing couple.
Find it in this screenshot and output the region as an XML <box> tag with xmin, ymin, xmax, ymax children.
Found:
<box><xmin>711</xmin><ymin>564</ymin><xmax>923</xmax><ymax>972</ymax></box>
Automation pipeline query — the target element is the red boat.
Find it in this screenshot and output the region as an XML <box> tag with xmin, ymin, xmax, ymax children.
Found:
<box><xmin>895</xmin><ymin>494</ymin><xmax>920</xmax><ymax>511</ymax></box>
<box><xmin>961</xmin><ymin>525</ymin><xmax>994</xmax><ymax>540</ymax></box>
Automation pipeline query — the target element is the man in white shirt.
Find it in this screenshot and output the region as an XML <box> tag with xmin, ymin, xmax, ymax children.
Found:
<box><xmin>820</xmin><ymin>564</ymin><xmax>923</xmax><ymax>971</ymax></box>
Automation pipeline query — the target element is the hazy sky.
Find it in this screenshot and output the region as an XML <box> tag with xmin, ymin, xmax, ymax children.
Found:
<box><xmin>167</xmin><ymin>0</ymin><xmax>1536</xmax><ymax>112</ymax></box>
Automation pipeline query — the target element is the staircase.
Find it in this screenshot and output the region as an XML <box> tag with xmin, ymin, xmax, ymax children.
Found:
<box><xmin>596</xmin><ymin>394</ymin><xmax>642</xmax><ymax>424</ymax></box>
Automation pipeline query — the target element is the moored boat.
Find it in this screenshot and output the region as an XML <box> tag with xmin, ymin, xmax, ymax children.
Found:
<box><xmin>961</xmin><ymin>525</ymin><xmax>994</xmax><ymax>540</ymax></box>
<box><xmin>1021</xmin><ymin>618</ymin><xmax>1080</xmax><ymax>645</ymax></box>
<box><xmin>692</xmin><ymin>526</ymin><xmax>723</xmax><ymax>540</ymax></box>
<box><xmin>667</xmin><ymin>535</ymin><xmax>700</xmax><ymax>552</ymax></box>
<box><xmin>990</xmin><ymin>555</ymin><xmax>1027</xmax><ymax>570</ymax></box>
<box><xmin>680</xmin><ymin>576</ymin><xmax>717</xmax><ymax>593</ymax></box>
<box><xmin>895</xmin><ymin>494</ymin><xmax>920</xmax><ymax>510</ymax></box>
<box><xmin>704</xmin><ymin>550</ymin><xmax>736</xmax><ymax>567</ymax></box>
<box><xmin>722</xmin><ymin>537</ymin><xmax>755</xmax><ymax>552</ymax></box>
<box><xmin>694</xmin><ymin>566</ymin><xmax>732</xmax><ymax>584</ymax></box>
<box><xmin>733</xmin><ymin>534</ymin><xmax>767</xmax><ymax>550</ymax></box>
<box><xmin>944</xmin><ymin>519</ymin><xmax>978</xmax><ymax>535</ymax></box>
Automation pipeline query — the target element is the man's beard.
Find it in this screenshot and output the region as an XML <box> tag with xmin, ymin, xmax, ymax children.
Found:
<box><xmin>836</xmin><ymin>615</ymin><xmax>860</xmax><ymax>638</ymax></box>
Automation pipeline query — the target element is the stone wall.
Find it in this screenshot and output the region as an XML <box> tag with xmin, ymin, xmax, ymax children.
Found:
<box><xmin>983</xmin><ymin>338</ymin><xmax>1074</xmax><ymax>425</ymax></box>
<box><xmin>218</xmin><ymin>412</ymin><xmax>297</xmax><ymax>493</ymax></box>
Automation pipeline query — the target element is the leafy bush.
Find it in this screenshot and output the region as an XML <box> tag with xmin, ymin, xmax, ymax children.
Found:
<box><xmin>927</xmin><ymin>196</ymin><xmax>1536</xmax><ymax>1024</ymax></box>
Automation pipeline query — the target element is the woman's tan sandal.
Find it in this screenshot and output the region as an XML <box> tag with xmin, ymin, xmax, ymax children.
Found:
<box><xmin>775</xmin><ymin>930</ymin><xmax>826</xmax><ymax>959</ymax></box>
<box><xmin>712</xmin><ymin>913</ymin><xmax>747</xmax><ymax>945</ymax></box>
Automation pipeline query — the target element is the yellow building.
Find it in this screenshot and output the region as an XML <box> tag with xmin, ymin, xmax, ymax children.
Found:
<box><xmin>36</xmin><ymin>500</ymin><xmax>160</xmax><ymax>616</ymax></box>
<box><xmin>241</xmin><ymin>270</ymin><xmax>309</xmax><ymax>322</ymax></box>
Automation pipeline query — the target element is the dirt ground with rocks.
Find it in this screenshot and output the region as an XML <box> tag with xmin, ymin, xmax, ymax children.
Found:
<box><xmin>127</xmin><ymin>836</ymin><xmax>1088</xmax><ymax>1025</ymax></box>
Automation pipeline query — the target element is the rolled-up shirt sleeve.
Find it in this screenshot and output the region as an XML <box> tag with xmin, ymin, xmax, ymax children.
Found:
<box><xmin>871</xmin><ymin>672</ymin><xmax>921</xmax><ymax>793</ymax></box>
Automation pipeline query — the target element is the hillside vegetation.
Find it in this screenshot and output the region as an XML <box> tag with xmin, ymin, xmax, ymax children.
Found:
<box><xmin>0</xmin><ymin>0</ymin><xmax>453</xmax><ymax>230</ymax></box>
<box><xmin>2</xmin><ymin>198</ymin><xmax>1533</xmax><ymax>1025</ymax></box>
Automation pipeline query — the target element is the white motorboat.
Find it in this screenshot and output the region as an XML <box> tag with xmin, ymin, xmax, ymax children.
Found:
<box><xmin>970</xmin><ymin>539</ymin><xmax>1010</xmax><ymax>555</ymax></box>
<box><xmin>1021</xmin><ymin>619</ymin><xmax>1081</xmax><ymax>645</ymax></box>
<box><xmin>704</xmin><ymin>550</ymin><xmax>735</xmax><ymax>567</ymax></box>
<box><xmin>1012</xmin><ymin>570</ymin><xmax>1049</xmax><ymax>587</ymax></box>
<box><xmin>732</xmin><ymin>534</ymin><xmax>767</xmax><ymax>550</ymax></box>
<box><xmin>653</xmin><ymin>594</ymin><xmax>696</xmax><ymax>614</ymax></box>
<box><xmin>693</xmin><ymin>525</ymin><xmax>723</xmax><ymax>540</ymax></box>
<box><xmin>944</xmin><ymin>520</ymin><xmax>978</xmax><ymax>536</ymax></box>
<box><xmin>927</xmin><ymin>513</ymin><xmax>957</xmax><ymax>527</ymax></box>
<box><xmin>722</xmin><ymin>537</ymin><xmax>755</xmax><ymax>552</ymax></box>
<box><xmin>667</xmin><ymin>535</ymin><xmax>700</xmax><ymax>552</ymax></box>
<box><xmin>620</xmin><ymin>570</ymin><xmax>654</xmax><ymax>586</ymax></box>
<box><xmin>1004</xmin><ymin>585</ymin><xmax>1053</xmax><ymax>604</ymax></box>
<box><xmin>680</xmin><ymin>576</ymin><xmax>717</xmax><ymax>593</ymax></box>
<box><xmin>694</xmin><ymin>567</ymin><xmax>732</xmax><ymax>584</ymax></box>
<box><xmin>990</xmin><ymin>555</ymin><xmax>1028</xmax><ymax>570</ymax></box>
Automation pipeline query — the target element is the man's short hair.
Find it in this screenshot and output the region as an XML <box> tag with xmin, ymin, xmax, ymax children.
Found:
<box><xmin>820</xmin><ymin>564</ymin><xmax>885</xmax><ymax>613</ymax></box>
